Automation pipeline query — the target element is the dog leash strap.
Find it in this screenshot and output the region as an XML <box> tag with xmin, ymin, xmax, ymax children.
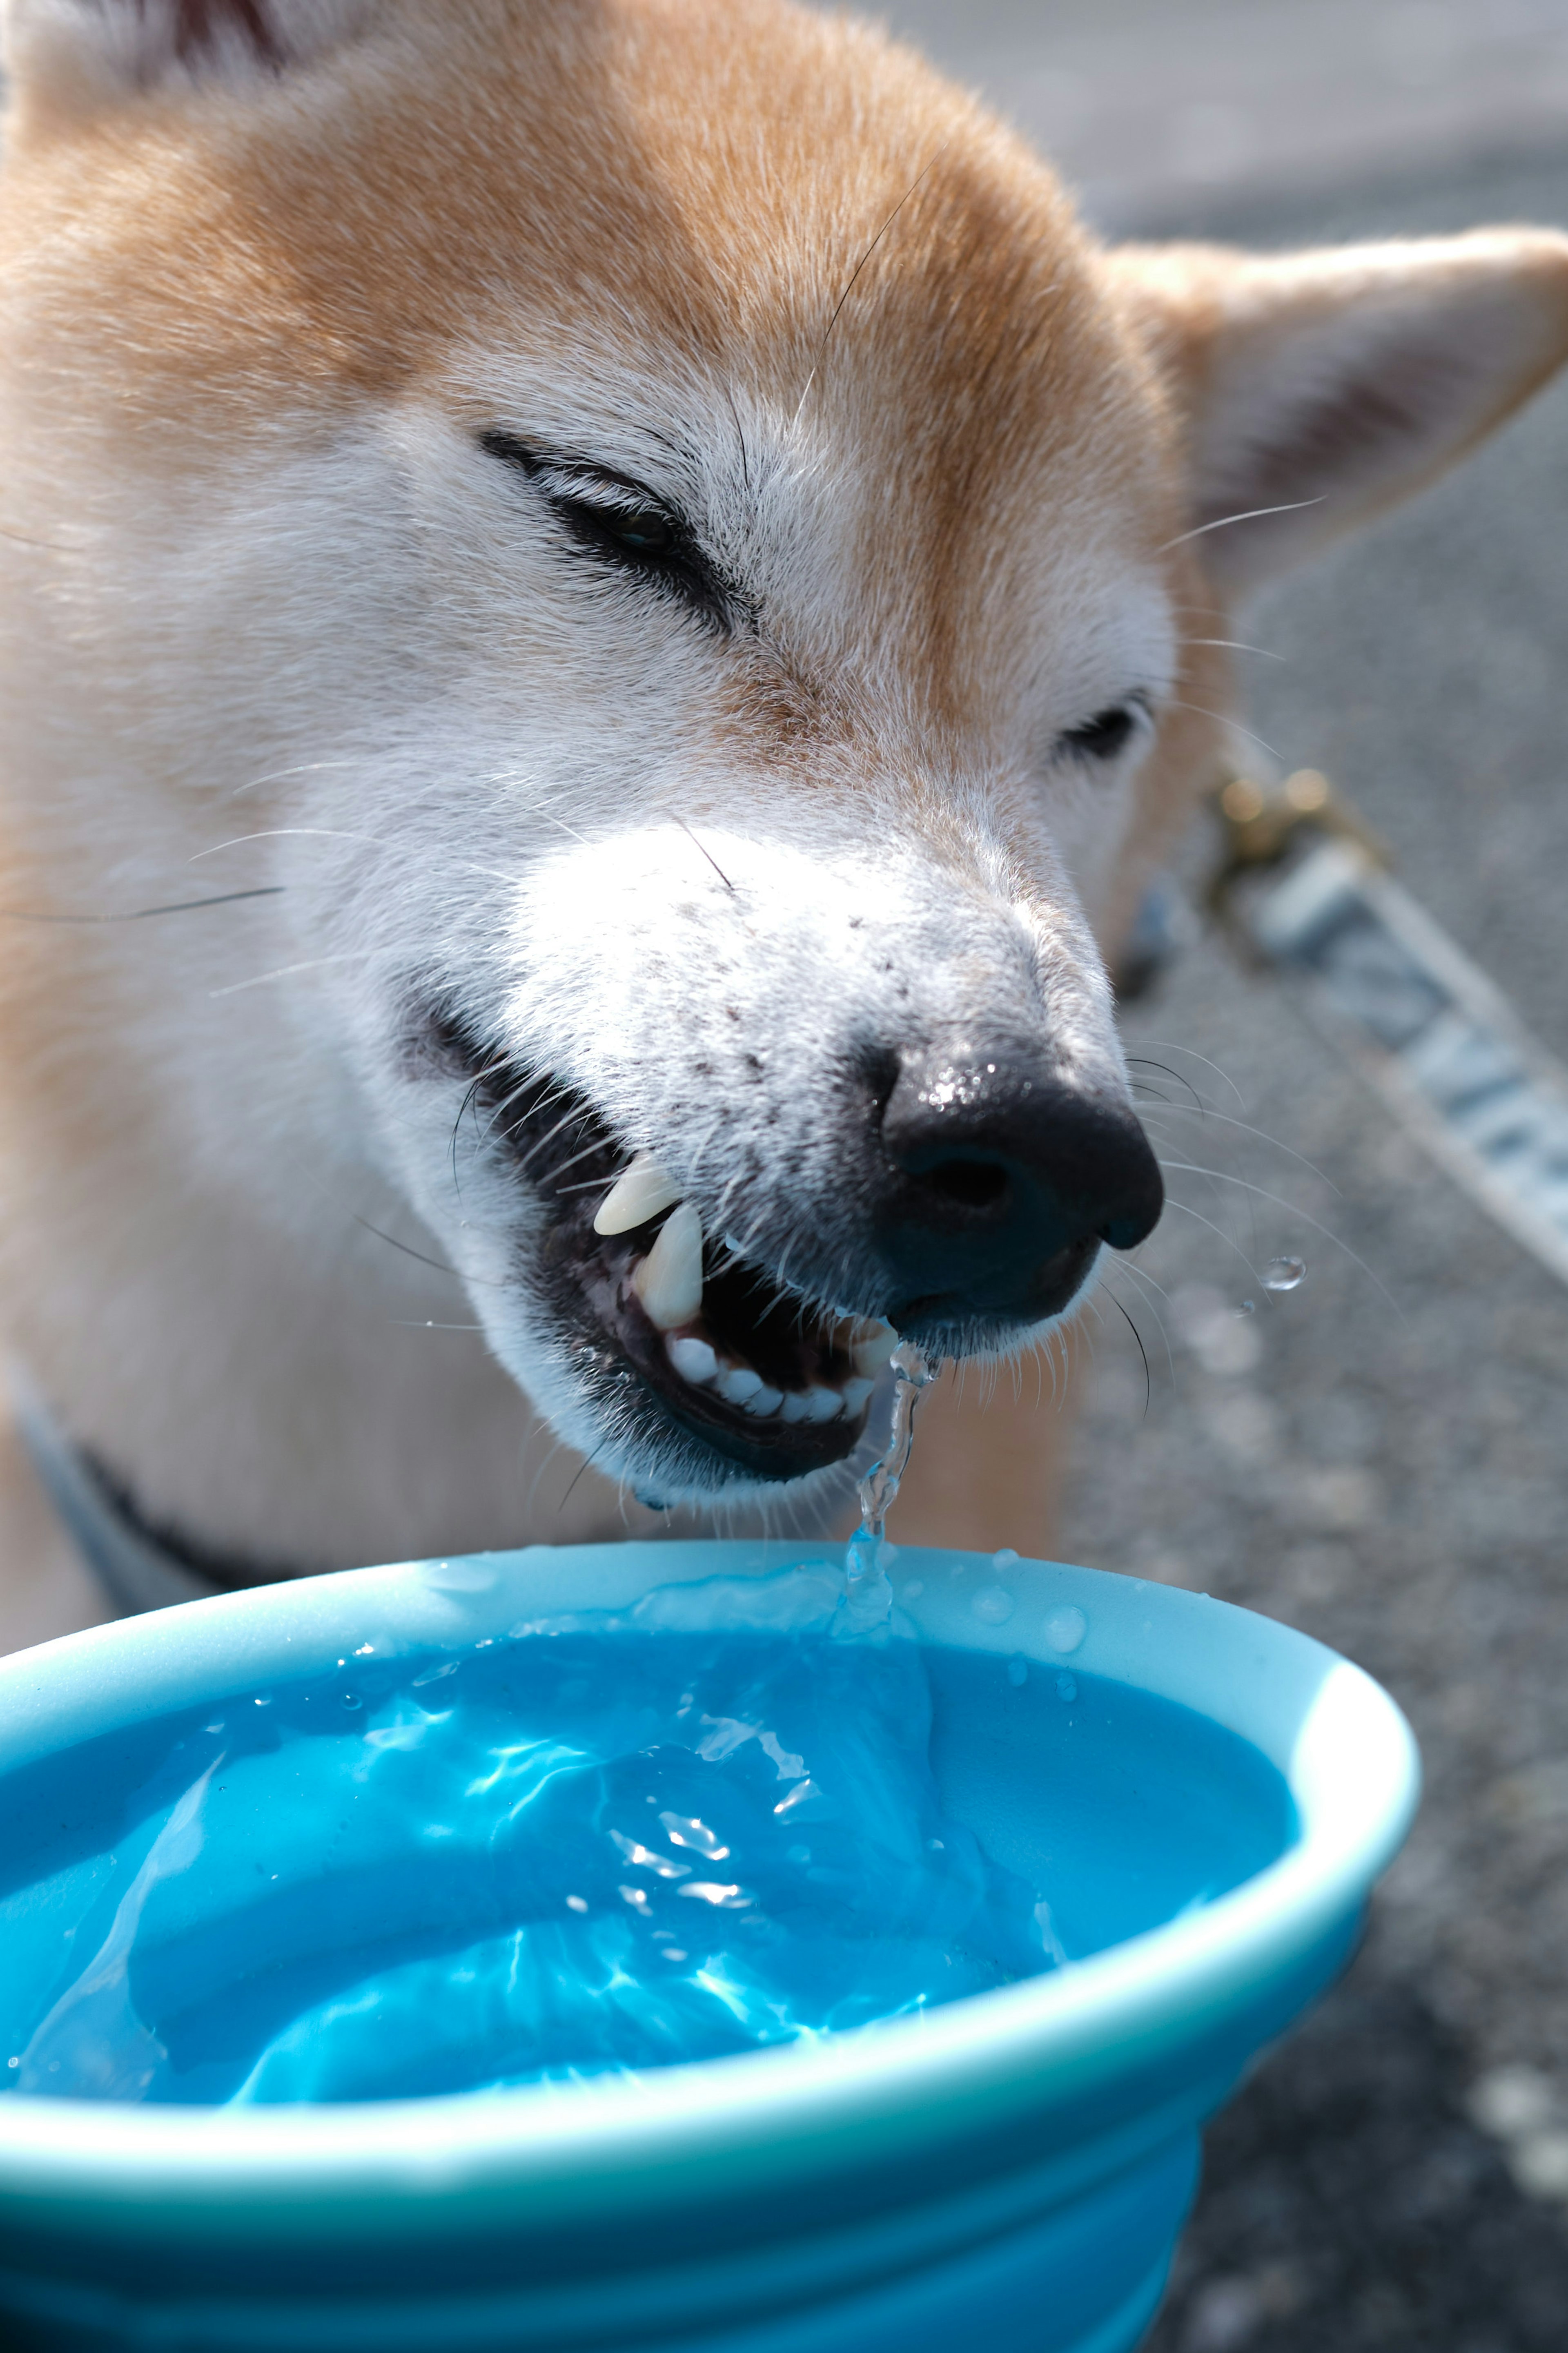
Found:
<box><xmin>1207</xmin><ymin>772</ymin><xmax>1568</xmax><ymax>1287</ymax></box>
<box><xmin>9</xmin><ymin>1367</ymin><xmax>220</xmax><ymax>1615</ymax></box>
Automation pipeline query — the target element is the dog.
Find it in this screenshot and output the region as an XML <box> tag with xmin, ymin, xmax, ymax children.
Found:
<box><xmin>0</xmin><ymin>0</ymin><xmax>1565</xmax><ymax>1652</ymax></box>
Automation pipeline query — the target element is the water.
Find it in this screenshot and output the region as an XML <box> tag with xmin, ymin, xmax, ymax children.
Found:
<box><xmin>841</xmin><ymin>1341</ymin><xmax>938</xmax><ymax>1633</ymax></box>
<box><xmin>1263</xmin><ymin>1256</ymin><xmax>1307</xmax><ymax>1293</ymax></box>
<box><xmin>0</xmin><ymin>1567</ymin><xmax>1295</xmax><ymax>2109</ymax></box>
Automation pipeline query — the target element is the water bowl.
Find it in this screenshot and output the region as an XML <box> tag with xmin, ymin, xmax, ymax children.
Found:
<box><xmin>0</xmin><ymin>1541</ymin><xmax>1418</xmax><ymax>2353</ymax></box>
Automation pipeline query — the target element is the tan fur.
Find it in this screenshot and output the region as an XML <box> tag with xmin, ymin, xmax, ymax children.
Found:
<box><xmin>0</xmin><ymin>0</ymin><xmax>1564</xmax><ymax>1645</ymax></box>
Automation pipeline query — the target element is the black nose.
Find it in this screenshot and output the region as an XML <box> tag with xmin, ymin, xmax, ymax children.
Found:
<box><xmin>871</xmin><ymin>1038</ymin><xmax>1163</xmax><ymax>1336</ymax></box>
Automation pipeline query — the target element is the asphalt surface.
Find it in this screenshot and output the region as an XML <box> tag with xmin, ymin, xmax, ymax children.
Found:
<box><xmin>1043</xmin><ymin>137</ymin><xmax>1568</xmax><ymax>2353</ymax></box>
<box><xmin>859</xmin><ymin>8</ymin><xmax>1568</xmax><ymax>2344</ymax></box>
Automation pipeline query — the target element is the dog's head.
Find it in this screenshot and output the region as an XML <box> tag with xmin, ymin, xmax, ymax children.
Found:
<box><xmin>3</xmin><ymin>0</ymin><xmax>1566</xmax><ymax>1517</ymax></box>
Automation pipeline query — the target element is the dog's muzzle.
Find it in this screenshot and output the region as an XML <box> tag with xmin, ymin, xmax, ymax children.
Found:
<box><xmin>440</xmin><ymin>1015</ymin><xmax>1161</xmax><ymax>1495</ymax></box>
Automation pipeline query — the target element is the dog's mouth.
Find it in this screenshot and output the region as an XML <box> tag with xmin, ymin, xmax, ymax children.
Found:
<box><xmin>460</xmin><ymin>1051</ymin><xmax>893</xmax><ymax>1489</ymax></box>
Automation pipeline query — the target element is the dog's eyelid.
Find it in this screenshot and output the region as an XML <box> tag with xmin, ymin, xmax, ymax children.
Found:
<box><xmin>1051</xmin><ymin>691</ymin><xmax>1155</xmax><ymax>767</ymax></box>
<box><xmin>477</xmin><ymin>432</ymin><xmax>675</xmax><ymax>522</ymax></box>
<box><xmin>477</xmin><ymin>428</ymin><xmax>737</xmax><ymax>627</ymax></box>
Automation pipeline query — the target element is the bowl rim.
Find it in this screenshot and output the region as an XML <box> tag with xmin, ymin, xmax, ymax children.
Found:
<box><xmin>0</xmin><ymin>1541</ymin><xmax>1419</xmax><ymax>2225</ymax></box>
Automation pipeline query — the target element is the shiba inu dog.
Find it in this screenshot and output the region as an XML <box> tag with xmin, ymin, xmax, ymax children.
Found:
<box><xmin>1</xmin><ymin>0</ymin><xmax>1565</xmax><ymax>1648</ymax></box>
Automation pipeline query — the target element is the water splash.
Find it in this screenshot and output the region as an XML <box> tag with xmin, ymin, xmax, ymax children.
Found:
<box><xmin>840</xmin><ymin>1342</ymin><xmax>938</xmax><ymax>1635</ymax></box>
<box><xmin>1263</xmin><ymin>1256</ymin><xmax>1307</xmax><ymax>1294</ymax></box>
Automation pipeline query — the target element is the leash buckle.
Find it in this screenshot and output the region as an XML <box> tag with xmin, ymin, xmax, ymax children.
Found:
<box><xmin>1205</xmin><ymin>768</ymin><xmax>1387</xmax><ymax>936</ymax></box>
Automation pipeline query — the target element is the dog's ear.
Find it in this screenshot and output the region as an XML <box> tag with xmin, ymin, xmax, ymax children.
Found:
<box><xmin>3</xmin><ymin>0</ymin><xmax>376</xmax><ymax>120</ymax></box>
<box><xmin>1112</xmin><ymin>230</ymin><xmax>1568</xmax><ymax>593</ymax></box>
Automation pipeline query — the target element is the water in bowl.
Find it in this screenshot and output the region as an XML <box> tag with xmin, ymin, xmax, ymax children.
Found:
<box><xmin>0</xmin><ymin>1557</ymin><xmax>1294</xmax><ymax>2109</ymax></box>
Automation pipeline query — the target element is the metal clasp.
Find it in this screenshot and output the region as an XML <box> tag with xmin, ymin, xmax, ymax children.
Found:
<box><xmin>1205</xmin><ymin>769</ymin><xmax>1388</xmax><ymax>933</ymax></box>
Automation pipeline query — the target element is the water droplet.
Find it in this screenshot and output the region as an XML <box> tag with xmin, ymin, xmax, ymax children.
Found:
<box><xmin>1263</xmin><ymin>1255</ymin><xmax>1306</xmax><ymax>1293</ymax></box>
<box><xmin>1044</xmin><ymin>1604</ymin><xmax>1087</xmax><ymax>1655</ymax></box>
<box><xmin>900</xmin><ymin>1579</ymin><xmax>925</xmax><ymax>1602</ymax></box>
<box><xmin>1007</xmin><ymin>1655</ymin><xmax>1029</xmax><ymax>1688</ymax></box>
<box><xmin>1235</xmin><ymin>1299</ymin><xmax>1256</xmax><ymax>1318</ymax></box>
<box><xmin>972</xmin><ymin>1584</ymin><xmax>1015</xmax><ymax>1625</ymax></box>
<box><xmin>991</xmin><ymin>1546</ymin><xmax>1020</xmax><ymax>1572</ymax></box>
<box><xmin>1056</xmin><ymin>1673</ymin><xmax>1078</xmax><ymax>1702</ymax></box>
<box><xmin>341</xmin><ymin>1692</ymin><xmax>363</xmax><ymax>1712</ymax></box>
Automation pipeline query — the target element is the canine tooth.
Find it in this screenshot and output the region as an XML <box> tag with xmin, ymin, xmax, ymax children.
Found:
<box><xmin>804</xmin><ymin>1386</ymin><xmax>844</xmax><ymax>1422</ymax></box>
<box><xmin>631</xmin><ymin>1202</ymin><xmax>704</xmax><ymax>1330</ymax></box>
<box><xmin>717</xmin><ymin>1365</ymin><xmax>763</xmax><ymax>1405</ymax></box>
<box><xmin>743</xmin><ymin>1385</ymin><xmax>784</xmax><ymax>1416</ymax></box>
<box><xmin>840</xmin><ymin>1376</ymin><xmax>874</xmax><ymax>1412</ymax></box>
<box><xmin>779</xmin><ymin>1392</ymin><xmax>810</xmax><ymax>1423</ymax></box>
<box><xmin>850</xmin><ymin>1321</ymin><xmax>899</xmax><ymax>1378</ymax></box>
<box><xmin>595</xmin><ymin>1155</ymin><xmax>683</xmax><ymax>1236</ymax></box>
<box><xmin>667</xmin><ymin>1335</ymin><xmax>718</xmax><ymax>1386</ymax></box>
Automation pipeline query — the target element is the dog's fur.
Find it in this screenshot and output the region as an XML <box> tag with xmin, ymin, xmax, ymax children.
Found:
<box><xmin>2</xmin><ymin>0</ymin><xmax>1566</xmax><ymax>1650</ymax></box>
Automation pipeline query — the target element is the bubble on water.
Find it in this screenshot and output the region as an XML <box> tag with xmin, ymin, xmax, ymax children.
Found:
<box><xmin>565</xmin><ymin>1895</ymin><xmax>588</xmax><ymax>1914</ymax></box>
<box><xmin>1056</xmin><ymin>1673</ymin><xmax>1078</xmax><ymax>1702</ymax></box>
<box><xmin>253</xmin><ymin>1695</ymin><xmax>270</xmax><ymax>1708</ymax></box>
<box><xmin>1263</xmin><ymin>1255</ymin><xmax>1307</xmax><ymax>1293</ymax></box>
<box><xmin>341</xmin><ymin>1693</ymin><xmax>363</xmax><ymax>1712</ymax></box>
<box><xmin>991</xmin><ymin>1547</ymin><xmax>1020</xmax><ymax>1572</ymax></box>
<box><xmin>1006</xmin><ymin>1655</ymin><xmax>1028</xmax><ymax>1688</ymax></box>
<box><xmin>972</xmin><ymin>1585</ymin><xmax>1015</xmax><ymax>1626</ymax></box>
<box><xmin>900</xmin><ymin>1579</ymin><xmax>924</xmax><ymax>1602</ymax></box>
<box><xmin>1044</xmin><ymin>1605</ymin><xmax>1087</xmax><ymax>1655</ymax></box>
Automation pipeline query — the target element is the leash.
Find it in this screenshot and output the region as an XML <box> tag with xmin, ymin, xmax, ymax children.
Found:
<box><xmin>1142</xmin><ymin>768</ymin><xmax>1568</xmax><ymax>1287</ymax></box>
<box><xmin>11</xmin><ymin>1365</ymin><xmax>245</xmax><ymax>1616</ymax></box>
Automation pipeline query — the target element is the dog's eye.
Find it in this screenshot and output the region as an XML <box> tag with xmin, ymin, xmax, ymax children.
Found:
<box><xmin>1055</xmin><ymin>701</ymin><xmax>1146</xmax><ymax>766</ymax></box>
<box><xmin>478</xmin><ymin>430</ymin><xmax>728</xmax><ymax>626</ymax></box>
<box><xmin>595</xmin><ymin>505</ymin><xmax>674</xmax><ymax>554</ymax></box>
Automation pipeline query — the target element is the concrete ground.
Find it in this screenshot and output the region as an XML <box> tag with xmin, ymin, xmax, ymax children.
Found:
<box><xmin>862</xmin><ymin>7</ymin><xmax>1568</xmax><ymax>2349</ymax></box>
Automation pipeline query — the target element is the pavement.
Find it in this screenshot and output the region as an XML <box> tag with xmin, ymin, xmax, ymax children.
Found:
<box><xmin>861</xmin><ymin>7</ymin><xmax>1568</xmax><ymax>2349</ymax></box>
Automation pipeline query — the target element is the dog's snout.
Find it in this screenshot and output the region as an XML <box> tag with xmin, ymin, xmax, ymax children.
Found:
<box><xmin>871</xmin><ymin>1039</ymin><xmax>1163</xmax><ymax>1334</ymax></box>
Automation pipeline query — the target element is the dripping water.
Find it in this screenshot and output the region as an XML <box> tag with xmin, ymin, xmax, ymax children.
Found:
<box><xmin>840</xmin><ymin>1341</ymin><xmax>938</xmax><ymax>1635</ymax></box>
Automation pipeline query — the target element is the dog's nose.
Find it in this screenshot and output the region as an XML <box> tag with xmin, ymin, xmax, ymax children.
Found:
<box><xmin>871</xmin><ymin>1039</ymin><xmax>1163</xmax><ymax>1333</ymax></box>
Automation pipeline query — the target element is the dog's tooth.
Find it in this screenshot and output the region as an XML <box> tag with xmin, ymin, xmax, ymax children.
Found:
<box><xmin>631</xmin><ymin>1203</ymin><xmax>704</xmax><ymax>1330</ymax></box>
<box><xmin>716</xmin><ymin>1365</ymin><xmax>764</xmax><ymax>1405</ymax></box>
<box><xmin>779</xmin><ymin>1391</ymin><xmax>810</xmax><ymax>1423</ymax></box>
<box><xmin>840</xmin><ymin>1376</ymin><xmax>874</xmax><ymax>1412</ymax></box>
<box><xmin>804</xmin><ymin>1386</ymin><xmax>844</xmax><ymax>1422</ymax></box>
<box><xmin>594</xmin><ymin>1155</ymin><xmax>683</xmax><ymax>1236</ymax></box>
<box><xmin>743</xmin><ymin>1385</ymin><xmax>784</xmax><ymax>1417</ymax></box>
<box><xmin>850</xmin><ymin>1321</ymin><xmax>899</xmax><ymax>1378</ymax></box>
<box><xmin>667</xmin><ymin>1335</ymin><xmax>719</xmax><ymax>1387</ymax></box>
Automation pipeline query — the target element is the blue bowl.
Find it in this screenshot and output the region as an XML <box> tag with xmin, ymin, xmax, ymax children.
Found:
<box><xmin>0</xmin><ymin>1542</ymin><xmax>1418</xmax><ymax>2352</ymax></box>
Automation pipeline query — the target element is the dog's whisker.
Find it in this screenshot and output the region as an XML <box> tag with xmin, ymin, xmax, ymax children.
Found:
<box><xmin>189</xmin><ymin>827</ymin><xmax>390</xmax><ymax>862</ymax></box>
<box><xmin>0</xmin><ymin>887</ymin><xmax>285</xmax><ymax>925</ymax></box>
<box><xmin>207</xmin><ymin>948</ymin><xmax>386</xmax><ymax>998</ymax></box>
<box><xmin>1123</xmin><ymin>1040</ymin><xmax>1246</xmax><ymax>1110</ymax></box>
<box><xmin>229</xmin><ymin>757</ymin><xmax>358</xmax><ymax>799</ymax></box>
<box><xmin>1185</xmin><ymin>637</ymin><xmax>1287</xmax><ymax>661</ymax></box>
<box><xmin>1158</xmin><ymin>494</ymin><xmax>1325</xmax><ymax>553</ymax></box>
<box><xmin>791</xmin><ymin>137</ymin><xmax>952</xmax><ymax>428</ymax></box>
<box><xmin>1136</xmin><ymin>1100</ymin><xmax>1341</xmax><ymax>1190</ymax></box>
<box><xmin>1158</xmin><ymin>1195</ymin><xmax>1270</xmax><ymax>1289</ymax></box>
<box><xmin>1162</xmin><ymin>699</ymin><xmax>1284</xmax><ymax>764</ymax></box>
<box><xmin>1103</xmin><ymin>1260</ymin><xmax>1176</xmax><ymax>1388</ymax></box>
<box><xmin>1159</xmin><ymin>1160</ymin><xmax>1401</xmax><ymax>1316</ymax></box>
<box><xmin>1099</xmin><ymin>1286</ymin><xmax>1153</xmax><ymax>1417</ymax></box>
<box><xmin>1125</xmin><ymin>1056</ymin><xmax>1208</xmax><ymax>1113</ymax></box>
